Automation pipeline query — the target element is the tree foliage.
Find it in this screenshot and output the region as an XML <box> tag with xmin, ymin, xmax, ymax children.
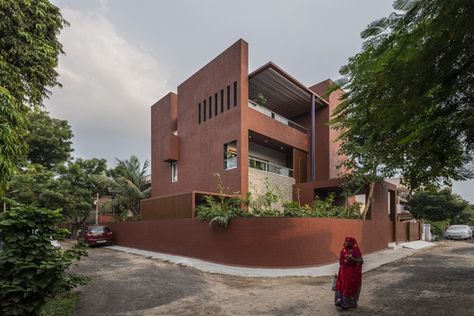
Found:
<box><xmin>97</xmin><ymin>156</ymin><xmax>151</xmax><ymax>217</ymax></box>
<box><xmin>332</xmin><ymin>0</ymin><xmax>474</xmax><ymax>194</ymax></box>
<box><xmin>8</xmin><ymin>159</ymin><xmax>108</xmax><ymax>232</ymax></box>
<box><xmin>407</xmin><ymin>188</ymin><xmax>474</xmax><ymax>224</ymax></box>
<box><xmin>25</xmin><ymin>110</ymin><xmax>74</xmax><ymax>168</ymax></box>
<box><xmin>0</xmin><ymin>202</ymin><xmax>86</xmax><ymax>315</ymax></box>
<box><xmin>0</xmin><ymin>0</ymin><xmax>68</xmax><ymax>194</ymax></box>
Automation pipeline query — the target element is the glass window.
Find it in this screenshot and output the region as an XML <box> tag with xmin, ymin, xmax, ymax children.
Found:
<box><xmin>209</xmin><ymin>96</ymin><xmax>212</xmax><ymax>119</ymax></box>
<box><xmin>220</xmin><ymin>89</ymin><xmax>224</xmax><ymax>112</ymax></box>
<box><xmin>224</xmin><ymin>141</ymin><xmax>237</xmax><ymax>170</ymax></box>
<box><xmin>198</xmin><ymin>102</ymin><xmax>201</xmax><ymax>124</ymax></box>
<box><xmin>233</xmin><ymin>81</ymin><xmax>237</xmax><ymax>107</ymax></box>
<box><xmin>214</xmin><ymin>93</ymin><xmax>218</xmax><ymax>116</ymax></box>
<box><xmin>227</xmin><ymin>85</ymin><xmax>230</xmax><ymax>110</ymax></box>
<box><xmin>171</xmin><ymin>162</ymin><xmax>178</xmax><ymax>182</ymax></box>
<box><xmin>203</xmin><ymin>100</ymin><xmax>206</xmax><ymax>122</ymax></box>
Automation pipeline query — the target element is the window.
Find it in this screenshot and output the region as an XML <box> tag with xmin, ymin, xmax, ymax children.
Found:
<box><xmin>220</xmin><ymin>89</ymin><xmax>224</xmax><ymax>112</ymax></box>
<box><xmin>226</xmin><ymin>85</ymin><xmax>230</xmax><ymax>110</ymax></box>
<box><xmin>209</xmin><ymin>96</ymin><xmax>212</xmax><ymax>119</ymax></box>
<box><xmin>198</xmin><ymin>102</ymin><xmax>201</xmax><ymax>124</ymax></box>
<box><xmin>203</xmin><ymin>100</ymin><xmax>206</xmax><ymax>122</ymax></box>
<box><xmin>224</xmin><ymin>141</ymin><xmax>237</xmax><ymax>170</ymax></box>
<box><xmin>214</xmin><ymin>93</ymin><xmax>218</xmax><ymax>116</ymax></box>
<box><xmin>233</xmin><ymin>81</ymin><xmax>237</xmax><ymax>107</ymax></box>
<box><xmin>171</xmin><ymin>162</ymin><xmax>178</xmax><ymax>182</ymax></box>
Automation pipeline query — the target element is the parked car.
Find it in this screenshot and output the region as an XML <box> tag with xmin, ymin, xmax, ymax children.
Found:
<box><xmin>78</xmin><ymin>225</ymin><xmax>113</xmax><ymax>246</ymax></box>
<box><xmin>444</xmin><ymin>225</ymin><xmax>472</xmax><ymax>240</ymax></box>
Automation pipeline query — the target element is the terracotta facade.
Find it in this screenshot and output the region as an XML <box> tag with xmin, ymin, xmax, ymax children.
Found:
<box><xmin>144</xmin><ymin>39</ymin><xmax>397</xmax><ymax>222</ymax></box>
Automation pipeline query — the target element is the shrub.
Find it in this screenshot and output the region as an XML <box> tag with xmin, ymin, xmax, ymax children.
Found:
<box><xmin>195</xmin><ymin>195</ymin><xmax>242</xmax><ymax>228</ymax></box>
<box><xmin>0</xmin><ymin>202</ymin><xmax>87</xmax><ymax>315</ymax></box>
<box><xmin>428</xmin><ymin>220</ymin><xmax>450</xmax><ymax>240</ymax></box>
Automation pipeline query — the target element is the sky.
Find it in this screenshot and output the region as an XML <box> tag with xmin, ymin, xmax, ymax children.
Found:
<box><xmin>45</xmin><ymin>0</ymin><xmax>473</xmax><ymax>203</ymax></box>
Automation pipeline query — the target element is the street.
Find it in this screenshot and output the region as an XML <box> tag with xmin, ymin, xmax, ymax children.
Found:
<box><xmin>72</xmin><ymin>240</ymin><xmax>474</xmax><ymax>315</ymax></box>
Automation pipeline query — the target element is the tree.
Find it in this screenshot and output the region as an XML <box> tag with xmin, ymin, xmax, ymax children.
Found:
<box><xmin>407</xmin><ymin>188</ymin><xmax>474</xmax><ymax>225</ymax></box>
<box><xmin>25</xmin><ymin>110</ymin><xmax>73</xmax><ymax>168</ymax></box>
<box><xmin>332</xmin><ymin>0</ymin><xmax>474</xmax><ymax>195</ymax></box>
<box><xmin>98</xmin><ymin>156</ymin><xmax>151</xmax><ymax>217</ymax></box>
<box><xmin>8</xmin><ymin>159</ymin><xmax>109</xmax><ymax>233</ymax></box>
<box><xmin>0</xmin><ymin>0</ymin><xmax>68</xmax><ymax>194</ymax></box>
<box><xmin>0</xmin><ymin>202</ymin><xmax>86</xmax><ymax>315</ymax></box>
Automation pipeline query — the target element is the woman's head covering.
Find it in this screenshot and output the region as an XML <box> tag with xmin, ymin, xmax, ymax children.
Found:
<box><xmin>344</xmin><ymin>236</ymin><xmax>362</xmax><ymax>257</ymax></box>
<box><xmin>344</xmin><ymin>237</ymin><xmax>358</xmax><ymax>249</ymax></box>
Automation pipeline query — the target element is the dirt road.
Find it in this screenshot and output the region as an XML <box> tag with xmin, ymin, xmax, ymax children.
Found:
<box><xmin>72</xmin><ymin>240</ymin><xmax>474</xmax><ymax>315</ymax></box>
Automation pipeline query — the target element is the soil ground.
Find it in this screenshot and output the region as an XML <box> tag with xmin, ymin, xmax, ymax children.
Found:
<box><xmin>71</xmin><ymin>240</ymin><xmax>474</xmax><ymax>315</ymax></box>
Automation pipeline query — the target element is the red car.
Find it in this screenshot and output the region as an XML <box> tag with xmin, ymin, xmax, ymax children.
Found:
<box><xmin>78</xmin><ymin>225</ymin><xmax>113</xmax><ymax>246</ymax></box>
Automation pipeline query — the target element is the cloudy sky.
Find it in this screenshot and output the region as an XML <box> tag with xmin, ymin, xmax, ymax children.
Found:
<box><xmin>45</xmin><ymin>0</ymin><xmax>473</xmax><ymax>202</ymax></box>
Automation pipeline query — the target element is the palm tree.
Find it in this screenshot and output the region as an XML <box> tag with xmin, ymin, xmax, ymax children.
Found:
<box><xmin>97</xmin><ymin>155</ymin><xmax>151</xmax><ymax>217</ymax></box>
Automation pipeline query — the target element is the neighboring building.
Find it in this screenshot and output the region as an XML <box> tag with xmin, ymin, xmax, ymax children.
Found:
<box><xmin>142</xmin><ymin>39</ymin><xmax>394</xmax><ymax>219</ymax></box>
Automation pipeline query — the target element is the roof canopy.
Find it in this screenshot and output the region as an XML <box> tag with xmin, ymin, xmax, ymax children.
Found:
<box><xmin>248</xmin><ymin>62</ymin><xmax>327</xmax><ymax>118</ymax></box>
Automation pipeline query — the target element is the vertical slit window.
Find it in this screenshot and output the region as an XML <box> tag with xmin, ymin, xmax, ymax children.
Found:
<box><xmin>198</xmin><ymin>103</ymin><xmax>201</xmax><ymax>124</ymax></box>
<box><xmin>209</xmin><ymin>96</ymin><xmax>212</xmax><ymax>119</ymax></box>
<box><xmin>214</xmin><ymin>93</ymin><xmax>218</xmax><ymax>116</ymax></box>
<box><xmin>203</xmin><ymin>100</ymin><xmax>206</xmax><ymax>122</ymax></box>
<box><xmin>233</xmin><ymin>81</ymin><xmax>237</xmax><ymax>107</ymax></box>
<box><xmin>227</xmin><ymin>85</ymin><xmax>230</xmax><ymax>110</ymax></box>
<box><xmin>220</xmin><ymin>89</ymin><xmax>224</xmax><ymax>113</ymax></box>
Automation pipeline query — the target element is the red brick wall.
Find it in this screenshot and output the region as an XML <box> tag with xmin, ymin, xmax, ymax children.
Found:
<box><xmin>110</xmin><ymin>217</ymin><xmax>388</xmax><ymax>268</ymax></box>
<box><xmin>151</xmin><ymin>39</ymin><xmax>249</xmax><ymax>198</ymax></box>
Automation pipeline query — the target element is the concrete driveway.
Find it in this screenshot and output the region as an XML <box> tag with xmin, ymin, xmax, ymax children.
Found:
<box><xmin>72</xmin><ymin>240</ymin><xmax>474</xmax><ymax>315</ymax></box>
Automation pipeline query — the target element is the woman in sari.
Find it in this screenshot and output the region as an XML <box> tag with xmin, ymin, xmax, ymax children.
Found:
<box><xmin>335</xmin><ymin>237</ymin><xmax>364</xmax><ymax>310</ymax></box>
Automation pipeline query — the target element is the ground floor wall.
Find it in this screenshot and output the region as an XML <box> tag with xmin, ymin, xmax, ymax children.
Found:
<box><xmin>109</xmin><ymin>217</ymin><xmax>393</xmax><ymax>268</ymax></box>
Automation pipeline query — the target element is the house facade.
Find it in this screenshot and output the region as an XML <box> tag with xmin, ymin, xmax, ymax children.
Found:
<box><xmin>142</xmin><ymin>39</ymin><xmax>388</xmax><ymax>219</ymax></box>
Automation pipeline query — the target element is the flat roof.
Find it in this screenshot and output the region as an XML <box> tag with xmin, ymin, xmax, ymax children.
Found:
<box><xmin>249</xmin><ymin>62</ymin><xmax>328</xmax><ymax>118</ymax></box>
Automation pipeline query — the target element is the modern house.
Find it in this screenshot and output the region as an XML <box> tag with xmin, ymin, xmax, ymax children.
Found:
<box><xmin>142</xmin><ymin>39</ymin><xmax>394</xmax><ymax>220</ymax></box>
<box><xmin>110</xmin><ymin>39</ymin><xmax>421</xmax><ymax>268</ymax></box>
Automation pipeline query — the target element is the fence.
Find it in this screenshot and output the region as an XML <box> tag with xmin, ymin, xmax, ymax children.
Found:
<box><xmin>109</xmin><ymin>217</ymin><xmax>390</xmax><ymax>268</ymax></box>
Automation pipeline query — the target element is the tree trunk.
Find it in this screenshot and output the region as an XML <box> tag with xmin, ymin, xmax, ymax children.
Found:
<box><xmin>362</xmin><ymin>181</ymin><xmax>376</xmax><ymax>220</ymax></box>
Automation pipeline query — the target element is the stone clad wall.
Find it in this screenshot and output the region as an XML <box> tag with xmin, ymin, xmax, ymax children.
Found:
<box><xmin>248</xmin><ymin>167</ymin><xmax>295</xmax><ymax>209</ymax></box>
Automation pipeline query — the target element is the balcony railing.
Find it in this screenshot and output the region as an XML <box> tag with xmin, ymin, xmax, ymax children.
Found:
<box><xmin>248</xmin><ymin>100</ymin><xmax>308</xmax><ymax>133</ymax></box>
<box><xmin>224</xmin><ymin>156</ymin><xmax>237</xmax><ymax>170</ymax></box>
<box><xmin>248</xmin><ymin>157</ymin><xmax>293</xmax><ymax>177</ymax></box>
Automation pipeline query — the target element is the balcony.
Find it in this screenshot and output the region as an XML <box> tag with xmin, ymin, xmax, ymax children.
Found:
<box><xmin>248</xmin><ymin>157</ymin><xmax>293</xmax><ymax>178</ymax></box>
<box><xmin>248</xmin><ymin>100</ymin><xmax>307</xmax><ymax>133</ymax></box>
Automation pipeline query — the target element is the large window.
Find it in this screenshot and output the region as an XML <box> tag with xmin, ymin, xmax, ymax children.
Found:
<box><xmin>171</xmin><ymin>162</ymin><xmax>178</xmax><ymax>182</ymax></box>
<box><xmin>224</xmin><ymin>141</ymin><xmax>237</xmax><ymax>170</ymax></box>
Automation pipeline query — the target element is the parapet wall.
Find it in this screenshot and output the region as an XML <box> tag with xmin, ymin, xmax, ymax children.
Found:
<box><xmin>109</xmin><ymin>217</ymin><xmax>393</xmax><ymax>268</ymax></box>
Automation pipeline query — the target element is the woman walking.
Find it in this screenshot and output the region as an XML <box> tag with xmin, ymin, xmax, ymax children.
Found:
<box><xmin>335</xmin><ymin>237</ymin><xmax>364</xmax><ymax>310</ymax></box>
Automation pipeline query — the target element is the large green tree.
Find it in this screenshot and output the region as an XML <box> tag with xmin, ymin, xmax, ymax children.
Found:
<box><xmin>0</xmin><ymin>0</ymin><xmax>67</xmax><ymax>195</ymax></box>
<box><xmin>8</xmin><ymin>159</ymin><xmax>108</xmax><ymax>232</ymax></box>
<box><xmin>407</xmin><ymin>188</ymin><xmax>474</xmax><ymax>224</ymax></box>
<box><xmin>25</xmin><ymin>110</ymin><xmax>74</xmax><ymax>168</ymax></box>
<box><xmin>332</xmin><ymin>0</ymin><xmax>474</xmax><ymax>200</ymax></box>
<box><xmin>98</xmin><ymin>156</ymin><xmax>151</xmax><ymax>217</ymax></box>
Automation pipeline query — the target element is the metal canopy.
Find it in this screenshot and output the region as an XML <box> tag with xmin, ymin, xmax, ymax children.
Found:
<box><xmin>249</xmin><ymin>62</ymin><xmax>327</xmax><ymax>119</ymax></box>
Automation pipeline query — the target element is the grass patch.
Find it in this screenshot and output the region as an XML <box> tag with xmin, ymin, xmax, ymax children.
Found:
<box><xmin>39</xmin><ymin>292</ymin><xmax>79</xmax><ymax>316</ymax></box>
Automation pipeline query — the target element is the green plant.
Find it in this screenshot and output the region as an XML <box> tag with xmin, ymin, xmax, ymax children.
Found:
<box><xmin>429</xmin><ymin>220</ymin><xmax>450</xmax><ymax>241</ymax></box>
<box><xmin>195</xmin><ymin>195</ymin><xmax>242</xmax><ymax>228</ymax></box>
<box><xmin>0</xmin><ymin>202</ymin><xmax>87</xmax><ymax>315</ymax></box>
<box><xmin>195</xmin><ymin>173</ymin><xmax>243</xmax><ymax>228</ymax></box>
<box><xmin>283</xmin><ymin>195</ymin><xmax>362</xmax><ymax>219</ymax></box>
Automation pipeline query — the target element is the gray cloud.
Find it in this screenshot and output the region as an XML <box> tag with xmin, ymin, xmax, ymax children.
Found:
<box><xmin>46</xmin><ymin>7</ymin><xmax>169</xmax><ymax>165</ymax></box>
